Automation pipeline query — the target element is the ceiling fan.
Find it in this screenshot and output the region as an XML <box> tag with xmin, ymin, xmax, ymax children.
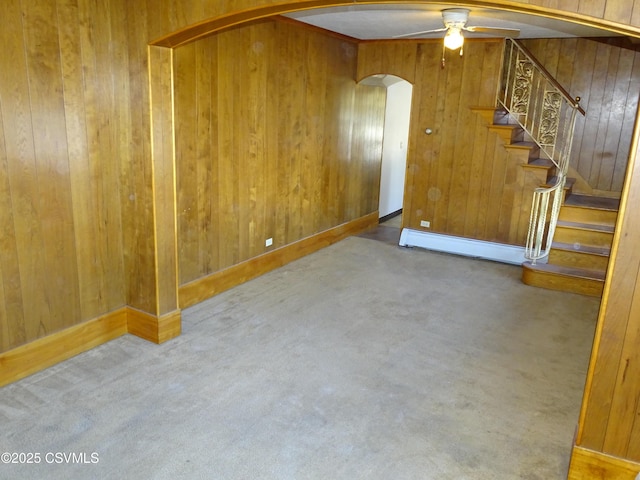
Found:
<box><xmin>394</xmin><ymin>8</ymin><xmax>520</xmax><ymax>52</ymax></box>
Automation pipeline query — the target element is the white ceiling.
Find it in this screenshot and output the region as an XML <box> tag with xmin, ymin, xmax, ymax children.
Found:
<box><xmin>284</xmin><ymin>4</ymin><xmax>620</xmax><ymax>40</ymax></box>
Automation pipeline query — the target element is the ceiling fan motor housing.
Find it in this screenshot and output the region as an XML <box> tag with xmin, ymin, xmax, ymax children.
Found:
<box><xmin>442</xmin><ymin>8</ymin><xmax>470</xmax><ymax>29</ymax></box>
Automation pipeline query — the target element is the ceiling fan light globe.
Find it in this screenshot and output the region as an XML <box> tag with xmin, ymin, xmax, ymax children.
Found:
<box><xmin>444</xmin><ymin>28</ymin><xmax>464</xmax><ymax>50</ymax></box>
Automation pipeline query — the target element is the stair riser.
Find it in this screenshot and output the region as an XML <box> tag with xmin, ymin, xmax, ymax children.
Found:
<box><xmin>559</xmin><ymin>206</ymin><xmax>617</xmax><ymax>227</ymax></box>
<box><xmin>489</xmin><ymin>125</ymin><xmax>524</xmax><ymax>144</ymax></box>
<box><xmin>522</xmin><ymin>165</ymin><xmax>553</xmax><ymax>184</ymax></box>
<box><xmin>548</xmin><ymin>250</ymin><xmax>610</xmax><ymax>271</ymax></box>
<box><xmin>506</xmin><ymin>147</ymin><xmax>539</xmax><ymax>163</ymax></box>
<box><xmin>522</xmin><ymin>268</ymin><xmax>603</xmax><ymax>297</ymax></box>
<box><xmin>553</xmin><ymin>227</ymin><xmax>613</xmax><ymax>249</ymax></box>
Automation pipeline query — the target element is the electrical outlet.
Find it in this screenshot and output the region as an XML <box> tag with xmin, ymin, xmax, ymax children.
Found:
<box><xmin>265</xmin><ymin>237</ymin><xmax>273</xmax><ymax>247</ymax></box>
<box><xmin>420</xmin><ymin>220</ymin><xmax>430</xmax><ymax>228</ymax></box>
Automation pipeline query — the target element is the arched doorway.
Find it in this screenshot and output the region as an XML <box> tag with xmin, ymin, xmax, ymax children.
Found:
<box><xmin>360</xmin><ymin>74</ymin><xmax>413</xmax><ymax>225</ymax></box>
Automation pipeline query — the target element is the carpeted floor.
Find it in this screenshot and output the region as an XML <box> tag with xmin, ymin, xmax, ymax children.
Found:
<box><xmin>0</xmin><ymin>232</ymin><xmax>600</xmax><ymax>479</ymax></box>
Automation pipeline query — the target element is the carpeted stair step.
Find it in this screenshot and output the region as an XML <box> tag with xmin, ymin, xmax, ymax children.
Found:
<box><xmin>522</xmin><ymin>261</ymin><xmax>605</xmax><ymax>297</ymax></box>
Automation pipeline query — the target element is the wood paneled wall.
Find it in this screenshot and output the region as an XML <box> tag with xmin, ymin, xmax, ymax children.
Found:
<box><xmin>174</xmin><ymin>20</ymin><xmax>386</xmax><ymax>286</ymax></box>
<box><xmin>572</xmin><ymin>104</ymin><xmax>640</xmax><ymax>465</ymax></box>
<box><xmin>0</xmin><ymin>0</ymin><xmax>129</xmax><ymax>353</ymax></box>
<box><xmin>3</xmin><ymin>7</ymin><xmax>640</xmax><ymax>468</ymax></box>
<box><xmin>358</xmin><ymin>40</ymin><xmax>538</xmax><ymax>245</ymax></box>
<box><xmin>521</xmin><ymin>38</ymin><xmax>640</xmax><ymax>195</ymax></box>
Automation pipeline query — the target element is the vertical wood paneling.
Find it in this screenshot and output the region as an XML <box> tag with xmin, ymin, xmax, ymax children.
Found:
<box><xmin>0</xmin><ymin>0</ymin><xmax>129</xmax><ymax>353</ymax></box>
<box><xmin>598</xmin><ymin>47</ymin><xmax>632</xmax><ymax>191</ymax></box>
<box><xmin>175</xmin><ymin>42</ymin><xmax>199</xmax><ymax>284</ymax></box>
<box><xmin>567</xmin><ymin>39</ymin><xmax>597</xmax><ymax>185</ymax></box>
<box><xmin>447</xmin><ymin>47</ymin><xmax>484</xmax><ymax>236</ymax></box>
<box><xmin>0</xmin><ymin>0</ymin><xmax>52</xmax><ymax>347</ymax></box>
<box><xmin>604</xmin><ymin>0</ymin><xmax>633</xmax><ymax>25</ymax></box>
<box><xmin>174</xmin><ymin>20</ymin><xmax>385</xmax><ymax>286</ymax></box>
<box><xmin>357</xmin><ymin>41</ymin><xmax>418</xmax><ymax>84</ymax></box>
<box><xmin>0</xmin><ymin>89</ymin><xmax>25</xmax><ymax>352</ymax></box>
<box><xmin>303</xmin><ymin>32</ymin><xmax>327</xmax><ymax>239</ymax></box>
<box><xmin>71</xmin><ymin>0</ymin><xmax>126</xmax><ymax>319</ymax></box>
<box><xmin>1</xmin><ymin>0</ymin><xmax>640</xmax><ymax>471</ymax></box>
<box><xmin>194</xmin><ymin>37</ymin><xmax>216</xmax><ymax>276</ymax></box>
<box><xmin>59</xmin><ymin>0</ymin><xmax>103</xmax><ymax>321</ymax></box>
<box><xmin>577</xmin><ymin>113</ymin><xmax>640</xmax><ymax>461</ymax></box>
<box><xmin>22</xmin><ymin>0</ymin><xmax>82</xmax><ymax>335</ymax></box>
<box><xmin>0</xmin><ymin>0</ymin><xmax>636</xmax><ymax>359</ymax></box>
<box><xmin>592</xmin><ymin>46</ymin><xmax>621</xmax><ymax>188</ymax></box>
<box><xmin>148</xmin><ymin>45</ymin><xmax>179</xmax><ymax>315</ymax></box>
<box><xmin>579</xmin><ymin>0</ymin><xmax>607</xmax><ymax>18</ymax></box>
<box><xmin>403</xmin><ymin>42</ymin><xmax>442</xmax><ymax>234</ymax></box>
<box><xmin>350</xmin><ymin>83</ymin><xmax>387</xmax><ymax>218</ymax></box>
<box><xmin>521</xmin><ymin>38</ymin><xmax>640</xmax><ymax>195</ymax></box>
<box><xmin>0</xmin><ymin>2</ymin><xmax>27</xmax><ymax>352</ymax></box>
<box><xmin>361</xmin><ymin>40</ymin><xmax>511</xmax><ymax>244</ymax></box>
<box><xmin>613</xmin><ymin>56</ymin><xmax>640</xmax><ymax>191</ymax></box>
<box><xmin>122</xmin><ymin>0</ymin><xmax>156</xmax><ymax>313</ymax></box>
<box><xmin>217</xmin><ymin>33</ymin><xmax>241</xmax><ymax>269</ymax></box>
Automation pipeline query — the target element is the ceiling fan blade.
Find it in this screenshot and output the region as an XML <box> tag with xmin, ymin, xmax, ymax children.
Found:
<box><xmin>393</xmin><ymin>27</ymin><xmax>447</xmax><ymax>39</ymax></box>
<box><xmin>464</xmin><ymin>26</ymin><xmax>520</xmax><ymax>37</ymax></box>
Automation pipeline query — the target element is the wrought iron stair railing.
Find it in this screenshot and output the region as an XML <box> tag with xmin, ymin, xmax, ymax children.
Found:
<box><xmin>498</xmin><ymin>38</ymin><xmax>585</xmax><ymax>264</ymax></box>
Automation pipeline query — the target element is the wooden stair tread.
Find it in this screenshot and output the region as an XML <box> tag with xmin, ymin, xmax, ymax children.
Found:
<box><xmin>545</xmin><ymin>175</ymin><xmax>575</xmax><ymax>188</ymax></box>
<box><xmin>489</xmin><ymin>124</ymin><xmax>520</xmax><ymax>131</ymax></box>
<box><xmin>556</xmin><ymin>220</ymin><xmax>614</xmax><ymax>233</ymax></box>
<box><xmin>527</xmin><ymin>158</ymin><xmax>555</xmax><ymax>168</ymax></box>
<box><xmin>487</xmin><ymin>123</ymin><xmax>524</xmax><ymax>143</ymax></box>
<box><xmin>564</xmin><ymin>194</ymin><xmax>620</xmax><ymax>211</ymax></box>
<box><xmin>551</xmin><ymin>241</ymin><xmax>610</xmax><ymax>257</ymax></box>
<box><xmin>509</xmin><ymin>141</ymin><xmax>538</xmax><ymax>150</ymax></box>
<box><xmin>523</xmin><ymin>261</ymin><xmax>606</xmax><ymax>280</ymax></box>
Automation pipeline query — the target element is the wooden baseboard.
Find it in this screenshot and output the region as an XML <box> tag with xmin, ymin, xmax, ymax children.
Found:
<box><xmin>0</xmin><ymin>306</ymin><xmax>183</xmax><ymax>387</ymax></box>
<box><xmin>127</xmin><ymin>307</ymin><xmax>182</xmax><ymax>344</ymax></box>
<box><xmin>0</xmin><ymin>214</ymin><xmax>377</xmax><ymax>387</ymax></box>
<box><xmin>568</xmin><ymin>445</ymin><xmax>640</xmax><ymax>479</ymax></box>
<box><xmin>0</xmin><ymin>308</ymin><xmax>128</xmax><ymax>388</ymax></box>
<box><xmin>179</xmin><ymin>212</ymin><xmax>379</xmax><ymax>308</ymax></box>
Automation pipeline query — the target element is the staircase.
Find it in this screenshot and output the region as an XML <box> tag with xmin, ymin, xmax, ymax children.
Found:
<box><xmin>480</xmin><ymin>106</ymin><xmax>619</xmax><ymax>297</ymax></box>
<box><xmin>486</xmin><ymin>108</ymin><xmax>574</xmax><ymax>195</ymax></box>
<box><xmin>522</xmin><ymin>193</ymin><xmax>619</xmax><ymax>297</ymax></box>
<box><xmin>488</xmin><ymin>39</ymin><xmax>621</xmax><ymax>297</ymax></box>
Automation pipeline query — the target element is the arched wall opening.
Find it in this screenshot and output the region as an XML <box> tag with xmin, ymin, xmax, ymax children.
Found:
<box><xmin>145</xmin><ymin>8</ymin><xmax>640</xmax><ymax>476</ymax></box>
<box><xmin>148</xmin><ymin>4</ymin><xmax>640</xmax><ymax>314</ymax></box>
<box><xmin>360</xmin><ymin>74</ymin><xmax>413</xmax><ymax>222</ymax></box>
<box><xmin>150</xmin><ymin>1</ymin><xmax>640</xmax><ymax>48</ymax></box>
<box><xmin>162</xmin><ymin>17</ymin><xmax>388</xmax><ymax>309</ymax></box>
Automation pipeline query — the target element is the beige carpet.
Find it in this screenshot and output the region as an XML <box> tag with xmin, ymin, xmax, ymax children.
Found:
<box><xmin>0</xmin><ymin>232</ymin><xmax>600</xmax><ymax>479</ymax></box>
